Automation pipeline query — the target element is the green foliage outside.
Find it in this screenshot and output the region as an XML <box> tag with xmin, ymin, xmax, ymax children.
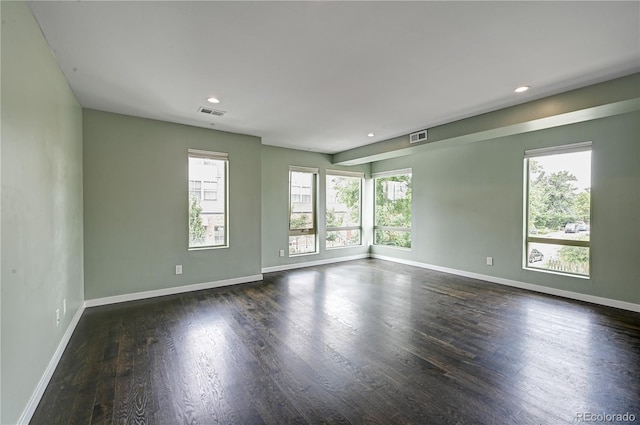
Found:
<box><xmin>573</xmin><ymin>190</ymin><xmax>591</xmax><ymax>223</ymax></box>
<box><xmin>290</xmin><ymin>212</ymin><xmax>312</xmax><ymax>230</ymax></box>
<box><xmin>326</xmin><ymin>177</ymin><xmax>360</xmax><ymax>228</ymax></box>
<box><xmin>326</xmin><ymin>176</ymin><xmax>361</xmax><ymax>247</ymax></box>
<box><xmin>528</xmin><ymin>160</ymin><xmax>590</xmax><ymax>231</ymax></box>
<box><xmin>547</xmin><ymin>245</ymin><xmax>590</xmax><ymax>275</ymax></box>
<box><xmin>189</xmin><ymin>196</ymin><xmax>205</xmax><ymax>246</ymax></box>
<box><xmin>528</xmin><ymin>159</ymin><xmax>591</xmax><ymax>275</ymax></box>
<box><xmin>375</xmin><ymin>175</ymin><xmax>412</xmax><ymax>248</ymax></box>
<box><xmin>375</xmin><ymin>229</ymin><xmax>411</xmax><ymax>248</ymax></box>
<box><xmin>559</xmin><ymin>245</ymin><xmax>590</xmax><ymax>263</ymax></box>
<box><xmin>326</xmin><ymin>209</ymin><xmax>340</xmax><ymax>229</ymax></box>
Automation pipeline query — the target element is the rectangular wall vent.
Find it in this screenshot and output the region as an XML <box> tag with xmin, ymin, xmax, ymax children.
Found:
<box><xmin>409</xmin><ymin>129</ymin><xmax>428</xmax><ymax>144</ymax></box>
<box><xmin>198</xmin><ymin>107</ymin><xmax>226</xmax><ymax>117</ymax></box>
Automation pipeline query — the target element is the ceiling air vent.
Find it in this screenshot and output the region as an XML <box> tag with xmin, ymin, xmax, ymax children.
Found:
<box><xmin>409</xmin><ymin>129</ymin><xmax>428</xmax><ymax>144</ymax></box>
<box><xmin>198</xmin><ymin>106</ymin><xmax>226</xmax><ymax>117</ymax></box>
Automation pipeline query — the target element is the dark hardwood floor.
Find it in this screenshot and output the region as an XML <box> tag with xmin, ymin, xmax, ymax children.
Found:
<box><xmin>31</xmin><ymin>259</ymin><xmax>640</xmax><ymax>425</ymax></box>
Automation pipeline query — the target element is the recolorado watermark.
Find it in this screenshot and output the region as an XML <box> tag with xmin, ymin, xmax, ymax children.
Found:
<box><xmin>575</xmin><ymin>412</ymin><xmax>636</xmax><ymax>423</ymax></box>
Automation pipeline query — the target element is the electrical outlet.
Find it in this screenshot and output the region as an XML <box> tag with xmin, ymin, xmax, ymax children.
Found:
<box><xmin>279</xmin><ymin>249</ymin><xmax>285</xmax><ymax>257</ymax></box>
<box><xmin>486</xmin><ymin>257</ymin><xmax>494</xmax><ymax>266</ymax></box>
<box><xmin>56</xmin><ymin>309</ymin><xmax>60</xmax><ymax>327</ymax></box>
<box><xmin>175</xmin><ymin>265</ymin><xmax>183</xmax><ymax>275</ymax></box>
<box><xmin>63</xmin><ymin>299</ymin><xmax>67</xmax><ymax>316</ymax></box>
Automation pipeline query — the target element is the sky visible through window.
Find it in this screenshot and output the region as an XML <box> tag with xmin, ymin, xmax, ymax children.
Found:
<box><xmin>535</xmin><ymin>150</ymin><xmax>591</xmax><ymax>191</ymax></box>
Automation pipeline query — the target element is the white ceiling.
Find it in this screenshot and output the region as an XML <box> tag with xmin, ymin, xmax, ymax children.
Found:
<box><xmin>29</xmin><ymin>1</ymin><xmax>640</xmax><ymax>154</ymax></box>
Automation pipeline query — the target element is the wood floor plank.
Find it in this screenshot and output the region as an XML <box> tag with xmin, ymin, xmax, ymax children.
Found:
<box><xmin>30</xmin><ymin>259</ymin><xmax>640</xmax><ymax>425</ymax></box>
<box><xmin>90</xmin><ymin>322</ymin><xmax>120</xmax><ymax>425</ymax></box>
<box><xmin>152</xmin><ymin>298</ymin><xmax>203</xmax><ymax>425</ymax></box>
<box><xmin>237</xmin><ymin>289</ymin><xmax>393</xmax><ymax>425</ymax></box>
<box><xmin>112</xmin><ymin>310</ymin><xmax>136</xmax><ymax>425</ymax></box>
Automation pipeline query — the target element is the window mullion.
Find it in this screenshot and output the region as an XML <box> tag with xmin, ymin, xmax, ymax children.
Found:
<box><xmin>527</xmin><ymin>237</ymin><xmax>590</xmax><ymax>248</ymax></box>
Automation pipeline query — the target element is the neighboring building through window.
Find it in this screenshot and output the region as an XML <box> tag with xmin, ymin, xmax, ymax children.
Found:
<box><xmin>326</xmin><ymin>170</ymin><xmax>363</xmax><ymax>249</ymax></box>
<box><xmin>524</xmin><ymin>142</ymin><xmax>591</xmax><ymax>276</ymax></box>
<box><xmin>203</xmin><ymin>180</ymin><xmax>218</xmax><ymax>200</ymax></box>
<box><xmin>189</xmin><ymin>180</ymin><xmax>219</xmax><ymax>201</ymax></box>
<box><xmin>289</xmin><ymin>167</ymin><xmax>318</xmax><ymax>255</ymax></box>
<box><xmin>374</xmin><ymin>169</ymin><xmax>412</xmax><ymax>248</ymax></box>
<box><xmin>188</xmin><ymin>149</ymin><xmax>228</xmax><ymax>249</ymax></box>
<box><xmin>189</xmin><ymin>180</ymin><xmax>202</xmax><ymax>200</ymax></box>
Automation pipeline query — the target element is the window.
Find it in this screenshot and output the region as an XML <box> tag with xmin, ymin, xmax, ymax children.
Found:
<box><xmin>189</xmin><ymin>180</ymin><xmax>202</xmax><ymax>200</ymax></box>
<box><xmin>524</xmin><ymin>142</ymin><xmax>591</xmax><ymax>276</ymax></box>
<box><xmin>289</xmin><ymin>167</ymin><xmax>318</xmax><ymax>255</ymax></box>
<box><xmin>203</xmin><ymin>180</ymin><xmax>217</xmax><ymax>200</ymax></box>
<box><xmin>326</xmin><ymin>170</ymin><xmax>363</xmax><ymax>249</ymax></box>
<box><xmin>374</xmin><ymin>169</ymin><xmax>412</xmax><ymax>248</ymax></box>
<box><xmin>189</xmin><ymin>180</ymin><xmax>218</xmax><ymax>200</ymax></box>
<box><xmin>188</xmin><ymin>149</ymin><xmax>228</xmax><ymax>249</ymax></box>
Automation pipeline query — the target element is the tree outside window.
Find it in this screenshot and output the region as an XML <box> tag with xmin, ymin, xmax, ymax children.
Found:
<box><xmin>326</xmin><ymin>172</ymin><xmax>362</xmax><ymax>248</ymax></box>
<box><xmin>374</xmin><ymin>171</ymin><xmax>412</xmax><ymax>248</ymax></box>
<box><xmin>525</xmin><ymin>144</ymin><xmax>591</xmax><ymax>276</ymax></box>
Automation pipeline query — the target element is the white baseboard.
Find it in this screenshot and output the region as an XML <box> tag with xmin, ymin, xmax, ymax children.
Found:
<box><xmin>261</xmin><ymin>254</ymin><xmax>369</xmax><ymax>273</ymax></box>
<box><xmin>85</xmin><ymin>274</ymin><xmax>263</xmax><ymax>308</ymax></box>
<box><xmin>17</xmin><ymin>302</ymin><xmax>86</xmax><ymax>425</ymax></box>
<box><xmin>371</xmin><ymin>254</ymin><xmax>640</xmax><ymax>313</ymax></box>
<box><xmin>18</xmin><ymin>274</ymin><xmax>261</xmax><ymax>422</ymax></box>
<box><xmin>15</xmin><ymin>255</ymin><xmax>637</xmax><ymax>424</ymax></box>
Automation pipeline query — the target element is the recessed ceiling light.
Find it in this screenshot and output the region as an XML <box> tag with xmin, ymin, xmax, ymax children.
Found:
<box><xmin>514</xmin><ymin>86</ymin><xmax>530</xmax><ymax>93</ymax></box>
<box><xmin>367</xmin><ymin>133</ymin><xmax>375</xmax><ymax>137</ymax></box>
<box><xmin>207</xmin><ymin>97</ymin><xmax>220</xmax><ymax>104</ymax></box>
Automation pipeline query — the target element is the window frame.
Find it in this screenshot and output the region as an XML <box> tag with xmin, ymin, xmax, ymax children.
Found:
<box><xmin>288</xmin><ymin>166</ymin><xmax>319</xmax><ymax>256</ymax></box>
<box><xmin>373</xmin><ymin>168</ymin><xmax>412</xmax><ymax>249</ymax></box>
<box><xmin>188</xmin><ymin>149</ymin><xmax>229</xmax><ymax>250</ymax></box>
<box><xmin>325</xmin><ymin>170</ymin><xmax>364</xmax><ymax>249</ymax></box>
<box><xmin>523</xmin><ymin>142</ymin><xmax>591</xmax><ymax>277</ymax></box>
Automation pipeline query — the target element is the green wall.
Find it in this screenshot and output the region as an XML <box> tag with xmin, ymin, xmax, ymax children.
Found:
<box><xmin>372</xmin><ymin>111</ymin><xmax>640</xmax><ymax>305</ymax></box>
<box><xmin>1</xmin><ymin>3</ymin><xmax>638</xmax><ymax>422</ymax></box>
<box><xmin>1</xmin><ymin>2</ymin><xmax>84</xmax><ymax>423</ymax></box>
<box><xmin>261</xmin><ymin>145</ymin><xmax>371</xmax><ymax>269</ymax></box>
<box><xmin>83</xmin><ymin>110</ymin><xmax>262</xmax><ymax>300</ymax></box>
